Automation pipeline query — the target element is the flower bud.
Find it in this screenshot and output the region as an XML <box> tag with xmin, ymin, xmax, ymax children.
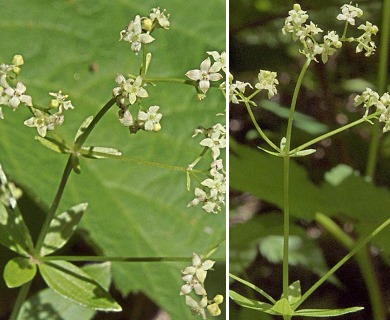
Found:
<box><xmin>213</xmin><ymin>294</ymin><xmax>223</xmax><ymax>304</ymax></box>
<box><xmin>142</xmin><ymin>18</ymin><xmax>154</xmax><ymax>32</ymax></box>
<box><xmin>12</xmin><ymin>55</ymin><xmax>24</xmax><ymax>66</ymax></box>
<box><xmin>153</xmin><ymin>123</ymin><xmax>161</xmax><ymax>132</ymax></box>
<box><xmin>49</xmin><ymin>99</ymin><xmax>59</xmax><ymax>109</ymax></box>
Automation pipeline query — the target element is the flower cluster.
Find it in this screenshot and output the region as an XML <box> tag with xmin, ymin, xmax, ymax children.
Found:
<box><xmin>282</xmin><ymin>3</ymin><xmax>377</xmax><ymax>62</ymax></box>
<box><xmin>188</xmin><ymin>124</ymin><xmax>226</xmax><ymax>214</ymax></box>
<box><xmin>180</xmin><ymin>253</ymin><xmax>223</xmax><ymax>319</ymax></box>
<box><xmin>0</xmin><ymin>55</ymin><xmax>32</xmax><ymax>119</ymax></box>
<box><xmin>119</xmin><ymin>7</ymin><xmax>170</xmax><ymax>54</ymax></box>
<box><xmin>229</xmin><ymin>74</ymin><xmax>253</xmax><ymax>104</ymax></box>
<box><xmin>24</xmin><ymin>91</ymin><xmax>74</xmax><ymax>137</ymax></box>
<box><xmin>0</xmin><ymin>164</ymin><xmax>22</xmax><ymax>210</ymax></box>
<box><xmin>186</xmin><ymin>51</ymin><xmax>225</xmax><ymax>96</ymax></box>
<box><xmin>255</xmin><ymin>70</ymin><xmax>279</xmax><ymax>99</ymax></box>
<box><xmin>354</xmin><ymin>88</ymin><xmax>390</xmax><ymax>132</ymax></box>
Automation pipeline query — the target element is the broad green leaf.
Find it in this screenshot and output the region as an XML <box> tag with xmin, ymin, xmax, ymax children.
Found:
<box><xmin>38</xmin><ymin>260</ymin><xmax>121</xmax><ymax>312</ymax></box>
<box><xmin>40</xmin><ymin>203</ymin><xmax>88</xmax><ymax>256</ymax></box>
<box><xmin>3</xmin><ymin>257</ymin><xmax>36</xmax><ymax>288</ymax></box>
<box><xmin>229</xmin><ymin>290</ymin><xmax>278</xmax><ymax>315</ymax></box>
<box><xmin>18</xmin><ymin>262</ymin><xmax>113</xmax><ymax>320</ymax></box>
<box><xmin>295</xmin><ymin>306</ymin><xmax>364</xmax><ymax>317</ymax></box>
<box><xmin>0</xmin><ymin>203</ymin><xmax>33</xmax><ymax>255</ymax></box>
<box><xmin>0</xmin><ymin>1</ymin><xmax>225</xmax><ymax>318</ymax></box>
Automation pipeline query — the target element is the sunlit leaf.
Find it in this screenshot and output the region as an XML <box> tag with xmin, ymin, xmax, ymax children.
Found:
<box><xmin>18</xmin><ymin>262</ymin><xmax>113</xmax><ymax>320</ymax></box>
<box><xmin>38</xmin><ymin>260</ymin><xmax>121</xmax><ymax>312</ymax></box>
<box><xmin>3</xmin><ymin>257</ymin><xmax>36</xmax><ymax>288</ymax></box>
<box><xmin>229</xmin><ymin>290</ymin><xmax>278</xmax><ymax>315</ymax></box>
<box><xmin>295</xmin><ymin>306</ymin><xmax>364</xmax><ymax>317</ymax></box>
<box><xmin>40</xmin><ymin>203</ymin><xmax>88</xmax><ymax>256</ymax></box>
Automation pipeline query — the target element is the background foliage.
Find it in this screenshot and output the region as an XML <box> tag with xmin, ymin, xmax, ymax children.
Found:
<box><xmin>230</xmin><ymin>0</ymin><xmax>390</xmax><ymax>319</ymax></box>
<box><xmin>0</xmin><ymin>0</ymin><xmax>226</xmax><ymax>319</ymax></box>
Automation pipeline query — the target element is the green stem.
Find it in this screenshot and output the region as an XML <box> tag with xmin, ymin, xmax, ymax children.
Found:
<box><xmin>282</xmin><ymin>58</ymin><xmax>311</xmax><ymax>298</ymax></box>
<box><xmin>9</xmin><ymin>281</ymin><xmax>32</xmax><ymax>320</ymax></box>
<box><xmin>34</xmin><ymin>155</ymin><xmax>73</xmax><ymax>252</ymax></box>
<box><xmin>315</xmin><ymin>213</ymin><xmax>386</xmax><ymax>320</ymax></box>
<box><xmin>365</xmin><ymin>0</ymin><xmax>390</xmax><ymax>179</ymax></box>
<box><xmin>244</xmin><ymin>99</ymin><xmax>280</xmax><ymax>151</ymax></box>
<box><xmin>294</xmin><ymin>215</ymin><xmax>390</xmax><ymax>309</ymax></box>
<box><xmin>42</xmin><ymin>256</ymin><xmax>192</xmax><ymax>262</ymax></box>
<box><xmin>290</xmin><ymin>113</ymin><xmax>379</xmax><ymax>155</ymax></box>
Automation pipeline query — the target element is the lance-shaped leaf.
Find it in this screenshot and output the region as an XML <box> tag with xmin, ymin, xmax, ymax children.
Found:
<box><xmin>294</xmin><ymin>306</ymin><xmax>364</xmax><ymax>317</ymax></box>
<box><xmin>75</xmin><ymin>116</ymin><xmax>94</xmax><ymax>142</ymax></box>
<box><xmin>287</xmin><ymin>280</ymin><xmax>301</xmax><ymax>306</ymax></box>
<box><xmin>0</xmin><ymin>203</ymin><xmax>34</xmax><ymax>255</ymax></box>
<box><xmin>4</xmin><ymin>257</ymin><xmax>37</xmax><ymax>288</ymax></box>
<box><xmin>38</xmin><ymin>260</ymin><xmax>121</xmax><ymax>312</ymax></box>
<box><xmin>229</xmin><ymin>290</ymin><xmax>278</xmax><ymax>315</ymax></box>
<box><xmin>272</xmin><ymin>298</ymin><xmax>294</xmax><ymax>316</ymax></box>
<box><xmin>40</xmin><ymin>203</ymin><xmax>88</xmax><ymax>256</ymax></box>
<box><xmin>80</xmin><ymin>146</ymin><xmax>122</xmax><ymax>159</ymax></box>
<box><xmin>18</xmin><ymin>262</ymin><xmax>113</xmax><ymax>320</ymax></box>
<box><xmin>35</xmin><ymin>135</ymin><xmax>71</xmax><ymax>154</ymax></box>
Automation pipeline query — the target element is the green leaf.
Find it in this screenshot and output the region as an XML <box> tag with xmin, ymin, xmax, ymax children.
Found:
<box><xmin>0</xmin><ymin>1</ymin><xmax>225</xmax><ymax>317</ymax></box>
<box><xmin>38</xmin><ymin>260</ymin><xmax>121</xmax><ymax>312</ymax></box>
<box><xmin>40</xmin><ymin>203</ymin><xmax>88</xmax><ymax>256</ymax></box>
<box><xmin>295</xmin><ymin>306</ymin><xmax>364</xmax><ymax>317</ymax></box>
<box><xmin>3</xmin><ymin>257</ymin><xmax>37</xmax><ymax>288</ymax></box>
<box><xmin>0</xmin><ymin>203</ymin><xmax>34</xmax><ymax>255</ymax></box>
<box><xmin>80</xmin><ymin>146</ymin><xmax>122</xmax><ymax>159</ymax></box>
<box><xmin>35</xmin><ymin>135</ymin><xmax>71</xmax><ymax>154</ymax></box>
<box><xmin>287</xmin><ymin>281</ymin><xmax>301</xmax><ymax>305</ymax></box>
<box><xmin>229</xmin><ymin>290</ymin><xmax>278</xmax><ymax>315</ymax></box>
<box><xmin>271</xmin><ymin>298</ymin><xmax>294</xmax><ymax>316</ymax></box>
<box><xmin>75</xmin><ymin>116</ymin><xmax>93</xmax><ymax>142</ymax></box>
<box><xmin>18</xmin><ymin>262</ymin><xmax>113</xmax><ymax>320</ymax></box>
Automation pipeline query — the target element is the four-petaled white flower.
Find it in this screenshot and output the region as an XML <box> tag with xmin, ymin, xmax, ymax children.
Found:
<box><xmin>149</xmin><ymin>7</ymin><xmax>170</xmax><ymax>29</ymax></box>
<box><xmin>200</xmin><ymin>125</ymin><xmax>226</xmax><ymax>160</ymax></box>
<box><xmin>185</xmin><ymin>296</ymin><xmax>208</xmax><ymax>320</ymax></box>
<box><xmin>186</xmin><ymin>57</ymin><xmax>223</xmax><ymax>94</ymax></box>
<box><xmin>49</xmin><ymin>90</ymin><xmax>74</xmax><ymax>112</ymax></box>
<box><xmin>337</xmin><ymin>3</ymin><xmax>363</xmax><ymax>26</ymax></box>
<box><xmin>255</xmin><ymin>70</ymin><xmax>279</xmax><ymax>99</ymax></box>
<box><xmin>138</xmin><ymin>105</ymin><xmax>162</xmax><ymax>131</ymax></box>
<box><xmin>113</xmin><ymin>75</ymin><xmax>148</xmax><ymax>106</ymax></box>
<box><xmin>120</xmin><ymin>15</ymin><xmax>155</xmax><ymax>53</ymax></box>
<box><xmin>23</xmin><ymin>108</ymin><xmax>63</xmax><ymax>137</ymax></box>
<box><xmin>4</xmin><ymin>82</ymin><xmax>32</xmax><ymax>110</ymax></box>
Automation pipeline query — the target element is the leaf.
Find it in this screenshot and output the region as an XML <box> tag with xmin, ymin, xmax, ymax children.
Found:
<box><xmin>287</xmin><ymin>280</ymin><xmax>301</xmax><ymax>305</ymax></box>
<box><xmin>35</xmin><ymin>136</ymin><xmax>71</xmax><ymax>154</ymax></box>
<box><xmin>271</xmin><ymin>298</ymin><xmax>294</xmax><ymax>316</ymax></box>
<box><xmin>0</xmin><ymin>203</ymin><xmax>34</xmax><ymax>255</ymax></box>
<box><xmin>295</xmin><ymin>306</ymin><xmax>364</xmax><ymax>317</ymax></box>
<box><xmin>38</xmin><ymin>260</ymin><xmax>121</xmax><ymax>312</ymax></box>
<box><xmin>0</xmin><ymin>1</ymin><xmax>225</xmax><ymax>317</ymax></box>
<box><xmin>75</xmin><ymin>116</ymin><xmax>93</xmax><ymax>142</ymax></box>
<box><xmin>229</xmin><ymin>290</ymin><xmax>278</xmax><ymax>315</ymax></box>
<box><xmin>18</xmin><ymin>262</ymin><xmax>113</xmax><ymax>320</ymax></box>
<box><xmin>3</xmin><ymin>257</ymin><xmax>37</xmax><ymax>288</ymax></box>
<box><xmin>80</xmin><ymin>146</ymin><xmax>122</xmax><ymax>159</ymax></box>
<box><xmin>40</xmin><ymin>203</ymin><xmax>88</xmax><ymax>256</ymax></box>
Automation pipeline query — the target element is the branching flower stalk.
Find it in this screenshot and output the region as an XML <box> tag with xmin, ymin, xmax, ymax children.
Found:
<box><xmin>229</xmin><ymin>3</ymin><xmax>390</xmax><ymax>319</ymax></box>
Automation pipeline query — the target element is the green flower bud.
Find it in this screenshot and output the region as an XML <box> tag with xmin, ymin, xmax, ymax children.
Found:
<box><xmin>12</xmin><ymin>55</ymin><xmax>24</xmax><ymax>66</ymax></box>
<box><xmin>142</xmin><ymin>18</ymin><xmax>154</xmax><ymax>32</ymax></box>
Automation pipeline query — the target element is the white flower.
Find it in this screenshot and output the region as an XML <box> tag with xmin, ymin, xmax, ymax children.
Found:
<box><xmin>282</xmin><ymin>4</ymin><xmax>309</xmax><ymax>41</ymax></box>
<box><xmin>149</xmin><ymin>7</ymin><xmax>170</xmax><ymax>29</ymax></box>
<box><xmin>200</xmin><ymin>128</ymin><xmax>226</xmax><ymax>160</ymax></box>
<box><xmin>4</xmin><ymin>82</ymin><xmax>32</xmax><ymax>109</ymax></box>
<box><xmin>49</xmin><ymin>90</ymin><xmax>74</xmax><ymax>112</ymax></box>
<box><xmin>230</xmin><ymin>80</ymin><xmax>252</xmax><ymax>104</ymax></box>
<box><xmin>320</xmin><ymin>31</ymin><xmax>342</xmax><ymax>63</ymax></box>
<box><xmin>354</xmin><ymin>88</ymin><xmax>380</xmax><ymax>110</ymax></box>
<box><xmin>113</xmin><ymin>75</ymin><xmax>148</xmax><ymax>106</ymax></box>
<box><xmin>337</xmin><ymin>3</ymin><xmax>363</xmax><ymax>26</ymax></box>
<box><xmin>255</xmin><ymin>70</ymin><xmax>279</xmax><ymax>98</ymax></box>
<box><xmin>186</xmin><ymin>57</ymin><xmax>223</xmax><ymax>94</ymax></box>
<box><xmin>0</xmin><ymin>164</ymin><xmax>22</xmax><ymax>209</ymax></box>
<box><xmin>207</xmin><ymin>51</ymin><xmax>226</xmax><ymax>73</ymax></box>
<box><xmin>118</xmin><ymin>108</ymin><xmax>133</xmax><ymax>127</ymax></box>
<box><xmin>356</xmin><ymin>21</ymin><xmax>378</xmax><ymax>57</ymax></box>
<box><xmin>23</xmin><ymin>108</ymin><xmax>63</xmax><ymax>137</ymax></box>
<box><xmin>185</xmin><ymin>296</ymin><xmax>208</xmax><ymax>320</ymax></box>
<box><xmin>137</xmin><ymin>105</ymin><xmax>162</xmax><ymax>131</ymax></box>
<box><xmin>120</xmin><ymin>15</ymin><xmax>155</xmax><ymax>53</ymax></box>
